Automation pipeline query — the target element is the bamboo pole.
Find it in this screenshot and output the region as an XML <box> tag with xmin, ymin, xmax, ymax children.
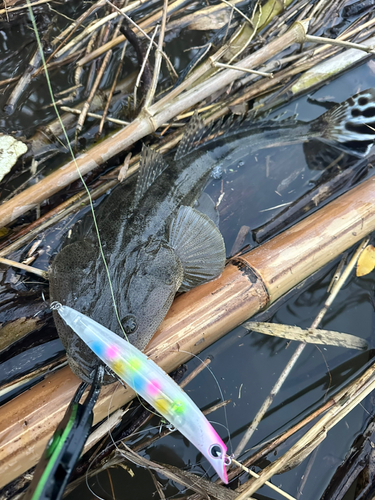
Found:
<box><xmin>0</xmin><ymin>175</ymin><xmax>374</xmax><ymax>488</ymax></box>
<box><xmin>0</xmin><ymin>20</ymin><xmax>309</xmax><ymax>228</ymax></box>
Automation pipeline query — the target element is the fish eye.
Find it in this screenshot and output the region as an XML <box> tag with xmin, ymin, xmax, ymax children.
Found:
<box><xmin>164</xmin><ymin>272</ymin><xmax>174</xmax><ymax>285</ymax></box>
<box><xmin>209</xmin><ymin>444</ymin><xmax>223</xmax><ymax>459</ymax></box>
<box><xmin>121</xmin><ymin>314</ymin><xmax>138</xmax><ymax>335</ymax></box>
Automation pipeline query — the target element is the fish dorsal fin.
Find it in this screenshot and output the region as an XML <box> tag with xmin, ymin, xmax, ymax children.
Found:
<box><xmin>133</xmin><ymin>145</ymin><xmax>168</xmax><ymax>206</ymax></box>
<box><xmin>174</xmin><ymin>113</ymin><xmax>207</xmax><ymax>160</ymax></box>
<box><xmin>169</xmin><ymin>206</ymin><xmax>226</xmax><ymax>292</ymax></box>
<box><xmin>309</xmin><ymin>88</ymin><xmax>375</xmax><ymax>157</ymax></box>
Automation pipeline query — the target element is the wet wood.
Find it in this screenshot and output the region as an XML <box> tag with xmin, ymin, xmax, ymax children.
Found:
<box><xmin>0</xmin><ymin>175</ymin><xmax>374</xmax><ymax>488</ymax></box>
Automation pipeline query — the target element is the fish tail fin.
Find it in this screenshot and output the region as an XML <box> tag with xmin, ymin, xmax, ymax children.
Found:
<box><xmin>309</xmin><ymin>88</ymin><xmax>375</xmax><ymax>156</ymax></box>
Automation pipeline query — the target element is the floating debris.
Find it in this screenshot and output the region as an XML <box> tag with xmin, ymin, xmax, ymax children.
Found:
<box><xmin>244</xmin><ymin>321</ymin><xmax>368</xmax><ymax>350</ymax></box>
<box><xmin>0</xmin><ymin>135</ymin><xmax>27</xmax><ymax>182</ymax></box>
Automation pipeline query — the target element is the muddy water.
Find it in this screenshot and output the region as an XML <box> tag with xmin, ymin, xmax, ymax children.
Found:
<box><xmin>0</xmin><ymin>2</ymin><xmax>375</xmax><ymax>499</ymax></box>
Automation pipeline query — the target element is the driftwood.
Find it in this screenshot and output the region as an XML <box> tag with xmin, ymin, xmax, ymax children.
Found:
<box><xmin>0</xmin><ymin>173</ymin><xmax>374</xmax><ymax>488</ymax></box>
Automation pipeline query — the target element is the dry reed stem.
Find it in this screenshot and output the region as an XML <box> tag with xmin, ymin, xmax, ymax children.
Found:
<box><xmin>76</xmin><ymin>43</ymin><xmax>113</xmax><ymax>133</ymax></box>
<box><xmin>114</xmin><ymin>444</ymin><xmax>237</xmax><ymax>500</ymax></box>
<box><xmin>227</xmin><ymin>1</ymin><xmax>262</xmax><ymax>64</ymax></box>
<box><xmin>231</xmin><ymin>458</ymin><xmax>297</xmax><ymax>500</ymax></box>
<box><xmin>0</xmin><ymin>257</ymin><xmax>48</xmax><ymax>279</ymax></box>
<box><xmin>4</xmin><ymin>49</ymin><xmax>41</xmax><ymax>114</ymax></box>
<box><xmin>179</xmin><ymin>358</ymin><xmax>211</xmax><ymax>389</ymax></box>
<box><xmin>213</xmin><ymin>61</ymin><xmax>273</xmax><ymax>77</ymax></box>
<box><xmin>0</xmin><ymin>20</ymin><xmax>309</xmax><ymax>228</ymax></box>
<box><xmin>143</xmin><ymin>0</ymin><xmax>168</xmax><ymax>109</ymax></box>
<box><xmin>134</xmin><ymin>25</ymin><xmax>158</xmax><ymax>109</ymax></box>
<box><xmin>234</xmin><ymin>237</ymin><xmax>371</xmax><ymax>458</ymax></box>
<box><xmin>235</xmin><ymin>359</ymin><xmax>375</xmax><ymax>499</ymax></box>
<box><xmin>305</xmin><ymin>33</ymin><xmax>375</xmax><ymax>53</ymax></box>
<box><xmin>0</xmin><ymin>0</ymin><xmax>49</xmax><ymax>14</ymax></box>
<box><xmin>54</xmin><ymin>0</ymin><xmax>142</xmax><ymax>58</ymax></box>
<box><xmin>99</xmin><ymin>32</ymin><xmax>127</xmax><ymax>135</ymax></box>
<box><xmin>60</xmin><ymin>106</ymin><xmax>129</xmax><ymax>126</ymax></box>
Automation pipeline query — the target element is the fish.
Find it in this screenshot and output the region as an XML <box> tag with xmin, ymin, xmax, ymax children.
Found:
<box><xmin>49</xmin><ymin>88</ymin><xmax>375</xmax><ymax>384</ymax></box>
<box><xmin>55</xmin><ymin>303</ymin><xmax>229</xmax><ymax>483</ymax></box>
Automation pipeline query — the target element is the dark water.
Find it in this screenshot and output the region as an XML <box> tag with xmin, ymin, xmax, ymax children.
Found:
<box><xmin>0</xmin><ymin>2</ymin><xmax>375</xmax><ymax>499</ymax></box>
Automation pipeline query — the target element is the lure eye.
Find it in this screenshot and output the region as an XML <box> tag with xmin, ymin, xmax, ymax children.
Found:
<box><xmin>121</xmin><ymin>314</ymin><xmax>138</xmax><ymax>335</ymax></box>
<box><xmin>209</xmin><ymin>444</ymin><xmax>224</xmax><ymax>459</ymax></box>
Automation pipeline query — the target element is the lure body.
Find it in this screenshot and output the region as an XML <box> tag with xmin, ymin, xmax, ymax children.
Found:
<box><xmin>57</xmin><ymin>304</ymin><xmax>229</xmax><ymax>484</ymax></box>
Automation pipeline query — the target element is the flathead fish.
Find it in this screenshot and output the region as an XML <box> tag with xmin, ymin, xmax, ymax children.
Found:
<box><xmin>50</xmin><ymin>88</ymin><xmax>375</xmax><ymax>383</ymax></box>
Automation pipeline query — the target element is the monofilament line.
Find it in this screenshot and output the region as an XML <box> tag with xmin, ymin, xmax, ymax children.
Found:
<box><xmin>26</xmin><ymin>0</ymin><xmax>128</xmax><ymax>340</ymax></box>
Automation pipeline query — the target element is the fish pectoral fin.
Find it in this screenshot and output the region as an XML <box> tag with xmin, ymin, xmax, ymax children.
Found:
<box><xmin>133</xmin><ymin>145</ymin><xmax>168</xmax><ymax>206</ymax></box>
<box><xmin>195</xmin><ymin>191</ymin><xmax>220</xmax><ymax>227</ymax></box>
<box><xmin>169</xmin><ymin>206</ymin><xmax>226</xmax><ymax>292</ymax></box>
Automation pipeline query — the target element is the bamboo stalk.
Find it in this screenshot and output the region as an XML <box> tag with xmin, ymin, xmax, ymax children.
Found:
<box><xmin>0</xmin><ymin>173</ymin><xmax>374</xmax><ymax>489</ymax></box>
<box><xmin>0</xmin><ymin>20</ymin><xmax>309</xmax><ymax>228</ymax></box>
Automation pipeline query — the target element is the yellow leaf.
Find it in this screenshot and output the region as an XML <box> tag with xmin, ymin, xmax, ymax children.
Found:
<box><xmin>0</xmin><ymin>227</ymin><xmax>9</xmax><ymax>239</ymax></box>
<box><xmin>356</xmin><ymin>245</ymin><xmax>375</xmax><ymax>277</ymax></box>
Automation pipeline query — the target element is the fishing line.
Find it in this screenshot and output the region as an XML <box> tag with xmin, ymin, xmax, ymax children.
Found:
<box><xmin>176</xmin><ymin>349</ymin><xmax>233</xmax><ymax>455</ymax></box>
<box><xmin>313</xmin><ymin>343</ymin><xmax>332</xmax><ymax>400</ymax></box>
<box><xmin>26</xmin><ymin>0</ymin><xmax>128</xmax><ymax>341</ymax></box>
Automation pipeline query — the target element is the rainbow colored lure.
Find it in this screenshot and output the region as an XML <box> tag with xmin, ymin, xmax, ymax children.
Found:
<box><xmin>56</xmin><ymin>304</ymin><xmax>229</xmax><ymax>483</ymax></box>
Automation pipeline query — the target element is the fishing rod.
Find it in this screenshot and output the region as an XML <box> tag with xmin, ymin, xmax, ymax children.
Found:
<box><xmin>25</xmin><ymin>365</ymin><xmax>104</xmax><ymax>500</ymax></box>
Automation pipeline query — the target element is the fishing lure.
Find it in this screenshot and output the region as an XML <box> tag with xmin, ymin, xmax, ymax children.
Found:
<box><xmin>54</xmin><ymin>303</ymin><xmax>229</xmax><ymax>483</ymax></box>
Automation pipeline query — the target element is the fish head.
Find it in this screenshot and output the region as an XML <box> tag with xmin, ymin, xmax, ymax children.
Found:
<box><xmin>50</xmin><ymin>236</ymin><xmax>183</xmax><ymax>383</ymax></box>
<box><xmin>118</xmin><ymin>237</ymin><xmax>184</xmax><ymax>350</ymax></box>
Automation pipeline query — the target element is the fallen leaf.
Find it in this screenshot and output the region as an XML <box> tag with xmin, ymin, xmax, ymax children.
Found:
<box><xmin>356</xmin><ymin>244</ymin><xmax>375</xmax><ymax>277</ymax></box>
<box><xmin>0</xmin><ymin>135</ymin><xmax>28</xmax><ymax>182</ymax></box>
<box><xmin>244</xmin><ymin>321</ymin><xmax>368</xmax><ymax>350</ymax></box>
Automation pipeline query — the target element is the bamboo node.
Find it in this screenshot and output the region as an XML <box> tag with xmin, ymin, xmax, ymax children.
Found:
<box><xmin>291</xmin><ymin>19</ymin><xmax>309</xmax><ymax>42</ymax></box>
<box><xmin>141</xmin><ymin>109</ymin><xmax>158</xmax><ymax>132</ymax></box>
